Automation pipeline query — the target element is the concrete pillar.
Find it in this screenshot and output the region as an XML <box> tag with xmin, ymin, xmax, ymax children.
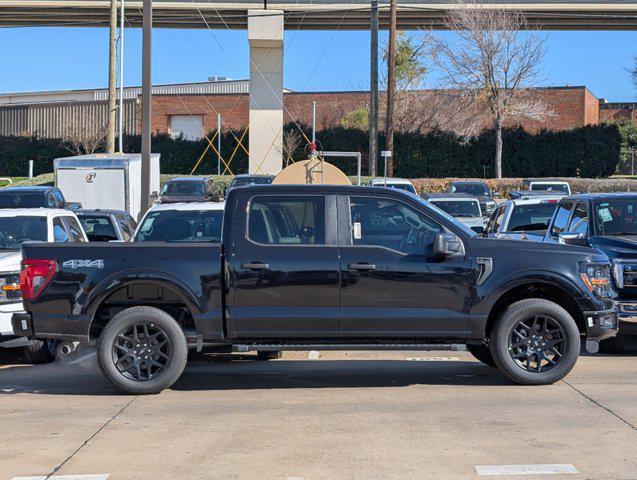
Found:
<box><xmin>248</xmin><ymin>9</ymin><xmax>284</xmax><ymax>174</ymax></box>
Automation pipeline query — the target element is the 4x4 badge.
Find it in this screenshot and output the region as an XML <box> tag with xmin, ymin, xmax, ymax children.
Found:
<box><xmin>62</xmin><ymin>259</ymin><xmax>104</xmax><ymax>269</ymax></box>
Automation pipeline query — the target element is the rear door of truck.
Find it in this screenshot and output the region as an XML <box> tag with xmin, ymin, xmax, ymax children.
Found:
<box><xmin>228</xmin><ymin>191</ymin><xmax>340</xmax><ymax>338</ymax></box>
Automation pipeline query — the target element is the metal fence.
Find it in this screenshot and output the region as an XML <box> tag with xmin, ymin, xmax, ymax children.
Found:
<box><xmin>0</xmin><ymin>99</ymin><xmax>138</xmax><ymax>139</ymax></box>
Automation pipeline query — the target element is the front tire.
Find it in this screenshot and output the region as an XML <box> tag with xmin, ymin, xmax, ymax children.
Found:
<box><xmin>599</xmin><ymin>334</ymin><xmax>626</xmax><ymax>354</ymax></box>
<box><xmin>23</xmin><ymin>339</ymin><xmax>57</xmax><ymax>364</ymax></box>
<box><xmin>467</xmin><ymin>344</ymin><xmax>496</xmax><ymax>367</ymax></box>
<box><xmin>489</xmin><ymin>299</ymin><xmax>580</xmax><ymax>385</ymax></box>
<box><xmin>97</xmin><ymin>306</ymin><xmax>188</xmax><ymax>394</ymax></box>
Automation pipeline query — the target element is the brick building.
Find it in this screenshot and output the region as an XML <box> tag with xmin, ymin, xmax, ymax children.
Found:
<box><xmin>1</xmin><ymin>80</ymin><xmax>635</xmax><ymax>141</ymax></box>
<box><xmin>142</xmin><ymin>86</ymin><xmax>636</xmax><ymax>140</ymax></box>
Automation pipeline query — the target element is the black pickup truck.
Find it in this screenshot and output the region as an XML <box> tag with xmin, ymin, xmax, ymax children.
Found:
<box><xmin>540</xmin><ymin>193</ymin><xmax>637</xmax><ymax>352</ymax></box>
<box><xmin>12</xmin><ymin>185</ymin><xmax>618</xmax><ymax>394</ymax></box>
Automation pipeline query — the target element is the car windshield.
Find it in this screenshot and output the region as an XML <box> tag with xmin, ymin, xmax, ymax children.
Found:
<box><xmin>0</xmin><ymin>192</ymin><xmax>46</xmax><ymax>208</ymax></box>
<box><xmin>451</xmin><ymin>183</ymin><xmax>489</xmax><ymax>196</ymax></box>
<box><xmin>230</xmin><ymin>177</ymin><xmax>273</xmax><ymax>188</ymax></box>
<box><xmin>135</xmin><ymin>210</ymin><xmax>224</xmax><ymax>243</ymax></box>
<box><xmin>161</xmin><ymin>181</ymin><xmax>205</xmax><ymax>197</ymax></box>
<box><xmin>594</xmin><ymin>200</ymin><xmax>637</xmax><ymax>236</ymax></box>
<box><xmin>79</xmin><ymin>215</ymin><xmax>118</xmax><ymax>241</ymax></box>
<box><xmin>374</xmin><ymin>182</ymin><xmax>416</xmax><ymax>194</ymax></box>
<box><xmin>530</xmin><ymin>183</ymin><xmax>569</xmax><ymax>193</ymax></box>
<box><xmin>0</xmin><ymin>216</ymin><xmax>47</xmax><ymax>249</ymax></box>
<box><xmin>430</xmin><ymin>200</ymin><xmax>481</xmax><ymax>218</ymax></box>
<box><xmin>507</xmin><ymin>203</ymin><xmax>559</xmax><ymax>232</ymax></box>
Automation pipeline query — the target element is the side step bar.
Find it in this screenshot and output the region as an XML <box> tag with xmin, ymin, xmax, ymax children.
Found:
<box><xmin>233</xmin><ymin>344</ymin><xmax>467</xmax><ymax>352</ymax></box>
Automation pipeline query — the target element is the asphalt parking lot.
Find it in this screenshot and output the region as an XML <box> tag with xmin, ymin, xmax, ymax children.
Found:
<box><xmin>1</xmin><ymin>341</ymin><xmax>636</xmax><ymax>480</ymax></box>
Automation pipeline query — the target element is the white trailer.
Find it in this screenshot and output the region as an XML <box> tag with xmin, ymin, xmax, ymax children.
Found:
<box><xmin>54</xmin><ymin>153</ymin><xmax>160</xmax><ymax>220</ymax></box>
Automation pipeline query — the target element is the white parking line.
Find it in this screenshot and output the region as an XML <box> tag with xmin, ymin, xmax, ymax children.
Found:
<box><xmin>68</xmin><ymin>352</ymin><xmax>97</xmax><ymax>365</ymax></box>
<box><xmin>307</xmin><ymin>351</ymin><xmax>320</xmax><ymax>360</ymax></box>
<box><xmin>406</xmin><ymin>356</ymin><xmax>460</xmax><ymax>361</ymax></box>
<box><xmin>13</xmin><ymin>475</ymin><xmax>110</xmax><ymax>480</ymax></box>
<box><xmin>475</xmin><ymin>464</ymin><xmax>578</xmax><ymax>476</ymax></box>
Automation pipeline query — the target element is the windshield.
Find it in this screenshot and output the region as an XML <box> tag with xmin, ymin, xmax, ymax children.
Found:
<box><xmin>0</xmin><ymin>216</ymin><xmax>47</xmax><ymax>249</ymax></box>
<box><xmin>161</xmin><ymin>181</ymin><xmax>205</xmax><ymax>197</ymax></box>
<box><xmin>79</xmin><ymin>215</ymin><xmax>118</xmax><ymax>241</ymax></box>
<box><xmin>135</xmin><ymin>210</ymin><xmax>224</xmax><ymax>243</ymax></box>
<box><xmin>594</xmin><ymin>200</ymin><xmax>637</xmax><ymax>236</ymax></box>
<box><xmin>430</xmin><ymin>200</ymin><xmax>480</xmax><ymax>218</ymax></box>
<box><xmin>230</xmin><ymin>177</ymin><xmax>273</xmax><ymax>188</ymax></box>
<box><xmin>0</xmin><ymin>192</ymin><xmax>46</xmax><ymax>208</ymax></box>
<box><xmin>374</xmin><ymin>182</ymin><xmax>416</xmax><ymax>194</ymax></box>
<box><xmin>530</xmin><ymin>183</ymin><xmax>569</xmax><ymax>193</ymax></box>
<box><xmin>450</xmin><ymin>183</ymin><xmax>489</xmax><ymax>196</ymax></box>
<box><xmin>507</xmin><ymin>203</ymin><xmax>558</xmax><ymax>232</ymax></box>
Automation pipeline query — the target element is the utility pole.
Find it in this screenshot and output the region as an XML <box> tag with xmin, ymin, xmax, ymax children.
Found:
<box><xmin>140</xmin><ymin>0</ymin><xmax>152</xmax><ymax>218</ymax></box>
<box><xmin>106</xmin><ymin>0</ymin><xmax>118</xmax><ymax>153</ymax></box>
<box><xmin>368</xmin><ymin>0</ymin><xmax>379</xmax><ymax>176</ymax></box>
<box><xmin>385</xmin><ymin>0</ymin><xmax>397</xmax><ymax>177</ymax></box>
<box><xmin>118</xmin><ymin>0</ymin><xmax>125</xmax><ymax>153</ymax></box>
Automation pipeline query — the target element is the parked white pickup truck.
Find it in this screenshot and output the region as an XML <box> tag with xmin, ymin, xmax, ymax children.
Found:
<box><xmin>0</xmin><ymin>208</ymin><xmax>87</xmax><ymax>362</ymax></box>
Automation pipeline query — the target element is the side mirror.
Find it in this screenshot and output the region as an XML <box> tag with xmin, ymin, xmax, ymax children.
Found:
<box><xmin>433</xmin><ymin>233</ymin><xmax>465</xmax><ymax>257</ymax></box>
<box><xmin>471</xmin><ymin>225</ymin><xmax>485</xmax><ymax>234</ymax></box>
<box><xmin>558</xmin><ymin>232</ymin><xmax>588</xmax><ymax>247</ymax></box>
<box><xmin>150</xmin><ymin>191</ymin><xmax>159</xmax><ymax>199</ymax></box>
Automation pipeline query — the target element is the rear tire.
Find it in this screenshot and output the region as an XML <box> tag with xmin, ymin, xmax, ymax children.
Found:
<box><xmin>97</xmin><ymin>306</ymin><xmax>188</xmax><ymax>394</ymax></box>
<box><xmin>489</xmin><ymin>299</ymin><xmax>580</xmax><ymax>385</ymax></box>
<box><xmin>467</xmin><ymin>344</ymin><xmax>496</xmax><ymax>367</ymax></box>
<box><xmin>599</xmin><ymin>334</ymin><xmax>626</xmax><ymax>354</ymax></box>
<box><xmin>257</xmin><ymin>350</ymin><xmax>282</xmax><ymax>360</ymax></box>
<box><xmin>23</xmin><ymin>339</ymin><xmax>57</xmax><ymax>364</ymax></box>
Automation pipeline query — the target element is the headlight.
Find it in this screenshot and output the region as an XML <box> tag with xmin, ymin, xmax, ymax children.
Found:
<box><xmin>580</xmin><ymin>263</ymin><xmax>614</xmax><ymax>299</ymax></box>
<box><xmin>0</xmin><ymin>273</ymin><xmax>21</xmax><ymax>303</ymax></box>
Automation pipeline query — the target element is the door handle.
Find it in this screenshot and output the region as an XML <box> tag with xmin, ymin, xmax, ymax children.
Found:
<box><xmin>241</xmin><ymin>262</ymin><xmax>270</xmax><ymax>270</ymax></box>
<box><xmin>348</xmin><ymin>263</ymin><xmax>376</xmax><ymax>271</ymax></box>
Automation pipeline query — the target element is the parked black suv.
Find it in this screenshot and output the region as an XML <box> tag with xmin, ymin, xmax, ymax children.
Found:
<box><xmin>0</xmin><ymin>186</ymin><xmax>80</xmax><ymax>210</ymax></box>
<box><xmin>448</xmin><ymin>180</ymin><xmax>497</xmax><ymax>216</ymax></box>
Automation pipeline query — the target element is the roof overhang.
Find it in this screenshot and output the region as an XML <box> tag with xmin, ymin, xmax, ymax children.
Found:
<box><xmin>2</xmin><ymin>1</ymin><xmax>637</xmax><ymax>30</ymax></box>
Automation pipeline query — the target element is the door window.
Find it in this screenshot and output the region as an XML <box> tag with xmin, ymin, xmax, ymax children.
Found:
<box><xmin>47</xmin><ymin>193</ymin><xmax>57</xmax><ymax>208</ymax></box>
<box><xmin>52</xmin><ymin>218</ymin><xmax>70</xmax><ymax>242</ymax></box>
<box><xmin>53</xmin><ymin>189</ymin><xmax>65</xmax><ymax>205</ymax></box>
<box><xmin>62</xmin><ymin>217</ymin><xmax>86</xmax><ymax>242</ymax></box>
<box><xmin>550</xmin><ymin>202</ymin><xmax>574</xmax><ymax>237</ymax></box>
<box><xmin>487</xmin><ymin>206</ymin><xmax>505</xmax><ymax>233</ymax></box>
<box><xmin>248</xmin><ymin>196</ymin><xmax>325</xmax><ymax>245</ymax></box>
<box><xmin>568</xmin><ymin>203</ymin><xmax>589</xmax><ymax>235</ymax></box>
<box><xmin>349</xmin><ymin>196</ymin><xmax>442</xmax><ymax>255</ymax></box>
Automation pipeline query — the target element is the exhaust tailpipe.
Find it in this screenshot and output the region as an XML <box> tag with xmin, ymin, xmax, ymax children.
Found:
<box><xmin>58</xmin><ymin>342</ymin><xmax>76</xmax><ymax>356</ymax></box>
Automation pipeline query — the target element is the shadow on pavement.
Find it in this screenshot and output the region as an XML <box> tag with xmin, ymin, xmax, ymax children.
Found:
<box><xmin>0</xmin><ymin>356</ymin><xmax>514</xmax><ymax>396</ymax></box>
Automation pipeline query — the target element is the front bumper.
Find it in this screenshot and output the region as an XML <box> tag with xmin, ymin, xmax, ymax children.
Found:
<box><xmin>615</xmin><ymin>301</ymin><xmax>637</xmax><ymax>335</ymax></box>
<box><xmin>582</xmin><ymin>308</ymin><xmax>619</xmax><ymax>341</ymax></box>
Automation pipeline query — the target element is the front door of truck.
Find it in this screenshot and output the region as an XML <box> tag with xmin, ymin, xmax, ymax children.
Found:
<box><xmin>338</xmin><ymin>194</ymin><xmax>473</xmax><ymax>339</ymax></box>
<box><xmin>230</xmin><ymin>193</ymin><xmax>340</xmax><ymax>338</ymax></box>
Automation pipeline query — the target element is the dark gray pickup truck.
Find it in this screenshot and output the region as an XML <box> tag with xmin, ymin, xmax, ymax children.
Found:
<box><xmin>12</xmin><ymin>185</ymin><xmax>618</xmax><ymax>394</ymax></box>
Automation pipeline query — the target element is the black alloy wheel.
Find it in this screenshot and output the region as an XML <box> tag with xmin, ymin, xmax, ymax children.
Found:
<box><xmin>508</xmin><ymin>315</ymin><xmax>566</xmax><ymax>373</ymax></box>
<box><xmin>112</xmin><ymin>322</ymin><xmax>171</xmax><ymax>381</ymax></box>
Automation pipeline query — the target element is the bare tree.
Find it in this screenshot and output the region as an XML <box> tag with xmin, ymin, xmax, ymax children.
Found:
<box><xmin>282</xmin><ymin>129</ymin><xmax>303</xmax><ymax>166</ymax></box>
<box><xmin>426</xmin><ymin>1</ymin><xmax>552</xmax><ymax>178</ymax></box>
<box><xmin>60</xmin><ymin>123</ymin><xmax>108</xmax><ymax>156</ymax></box>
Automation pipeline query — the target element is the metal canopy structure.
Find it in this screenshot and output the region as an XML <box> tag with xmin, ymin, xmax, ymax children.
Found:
<box><xmin>2</xmin><ymin>1</ymin><xmax>637</xmax><ymax>29</ymax></box>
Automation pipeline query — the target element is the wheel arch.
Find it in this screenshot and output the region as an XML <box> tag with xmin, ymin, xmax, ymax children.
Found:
<box><xmin>483</xmin><ymin>276</ymin><xmax>587</xmax><ymax>338</ymax></box>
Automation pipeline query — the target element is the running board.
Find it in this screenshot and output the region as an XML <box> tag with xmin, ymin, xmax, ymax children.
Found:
<box><xmin>233</xmin><ymin>344</ymin><xmax>467</xmax><ymax>352</ymax></box>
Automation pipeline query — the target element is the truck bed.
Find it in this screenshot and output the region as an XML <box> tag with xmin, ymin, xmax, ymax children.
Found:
<box><xmin>20</xmin><ymin>242</ymin><xmax>223</xmax><ymax>342</ymax></box>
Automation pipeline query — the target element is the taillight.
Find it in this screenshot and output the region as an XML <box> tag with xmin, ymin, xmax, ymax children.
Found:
<box><xmin>20</xmin><ymin>259</ymin><xmax>57</xmax><ymax>301</ymax></box>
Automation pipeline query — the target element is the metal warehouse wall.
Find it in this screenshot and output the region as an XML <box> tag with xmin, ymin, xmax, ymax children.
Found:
<box><xmin>0</xmin><ymin>99</ymin><xmax>138</xmax><ymax>138</ymax></box>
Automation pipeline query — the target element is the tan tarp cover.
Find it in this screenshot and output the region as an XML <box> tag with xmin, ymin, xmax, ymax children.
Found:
<box><xmin>272</xmin><ymin>158</ymin><xmax>351</xmax><ymax>186</ymax></box>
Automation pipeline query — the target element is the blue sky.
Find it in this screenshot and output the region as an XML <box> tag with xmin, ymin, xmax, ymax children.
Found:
<box><xmin>0</xmin><ymin>27</ymin><xmax>635</xmax><ymax>100</ymax></box>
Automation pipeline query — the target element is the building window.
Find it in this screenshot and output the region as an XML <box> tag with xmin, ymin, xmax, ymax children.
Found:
<box><xmin>169</xmin><ymin>115</ymin><xmax>203</xmax><ymax>140</ymax></box>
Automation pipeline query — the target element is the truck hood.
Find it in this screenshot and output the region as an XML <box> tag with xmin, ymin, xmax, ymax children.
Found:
<box><xmin>590</xmin><ymin>235</ymin><xmax>637</xmax><ymax>260</ymax></box>
<box><xmin>0</xmin><ymin>250</ymin><xmax>21</xmax><ymax>272</ymax></box>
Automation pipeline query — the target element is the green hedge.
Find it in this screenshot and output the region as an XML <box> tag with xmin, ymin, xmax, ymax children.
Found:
<box><xmin>0</xmin><ymin>123</ymin><xmax>621</xmax><ymax>178</ymax></box>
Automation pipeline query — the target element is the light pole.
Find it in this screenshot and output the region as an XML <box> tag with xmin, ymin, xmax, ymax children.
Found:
<box><xmin>140</xmin><ymin>0</ymin><xmax>152</xmax><ymax>218</ymax></box>
<box><xmin>118</xmin><ymin>0</ymin><xmax>125</xmax><ymax>153</ymax></box>
<box><xmin>368</xmin><ymin>0</ymin><xmax>379</xmax><ymax>176</ymax></box>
